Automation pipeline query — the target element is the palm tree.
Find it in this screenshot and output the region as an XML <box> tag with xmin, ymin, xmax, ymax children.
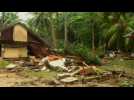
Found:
<box><xmin>64</xmin><ymin>12</ymin><xmax>69</xmax><ymax>51</ymax></box>
<box><xmin>0</xmin><ymin>12</ymin><xmax>19</xmax><ymax>31</ymax></box>
<box><xmin>27</xmin><ymin>12</ymin><xmax>59</xmax><ymax>49</ymax></box>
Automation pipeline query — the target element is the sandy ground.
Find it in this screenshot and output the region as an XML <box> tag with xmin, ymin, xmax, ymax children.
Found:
<box><xmin>0</xmin><ymin>71</ymin><xmax>118</xmax><ymax>87</ymax></box>
<box><xmin>0</xmin><ymin>71</ymin><xmax>31</xmax><ymax>87</ymax></box>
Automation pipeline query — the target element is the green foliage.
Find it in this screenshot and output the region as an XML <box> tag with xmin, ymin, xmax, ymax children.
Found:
<box><xmin>2</xmin><ymin>12</ymin><xmax>134</xmax><ymax>65</ymax></box>
<box><xmin>96</xmin><ymin>46</ymin><xmax>105</xmax><ymax>58</ymax></box>
<box><xmin>26</xmin><ymin>12</ymin><xmax>134</xmax><ymax>53</ymax></box>
<box><xmin>0</xmin><ymin>60</ymin><xmax>10</xmax><ymax>69</ymax></box>
<box><xmin>1</xmin><ymin>12</ymin><xmax>134</xmax><ymax>53</ymax></box>
<box><xmin>119</xmin><ymin>80</ymin><xmax>134</xmax><ymax>87</ymax></box>
<box><xmin>85</xmin><ymin>53</ymin><xmax>101</xmax><ymax>65</ymax></box>
<box><xmin>0</xmin><ymin>12</ymin><xmax>19</xmax><ymax>30</ymax></box>
<box><xmin>67</xmin><ymin>43</ymin><xmax>101</xmax><ymax>65</ymax></box>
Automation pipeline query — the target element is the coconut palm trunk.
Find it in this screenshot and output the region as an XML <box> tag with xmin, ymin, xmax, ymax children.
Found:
<box><xmin>64</xmin><ymin>13</ymin><xmax>68</xmax><ymax>51</ymax></box>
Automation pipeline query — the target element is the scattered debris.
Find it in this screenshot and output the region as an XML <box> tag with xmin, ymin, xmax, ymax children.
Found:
<box><xmin>38</xmin><ymin>55</ymin><xmax>69</xmax><ymax>72</ymax></box>
<box><xmin>101</xmin><ymin>71</ymin><xmax>113</xmax><ymax>77</ymax></box>
<box><xmin>83</xmin><ymin>76</ymin><xmax>101</xmax><ymax>82</ymax></box>
<box><xmin>14</xmin><ymin>61</ymin><xmax>25</xmax><ymax>66</ymax></box>
<box><xmin>130</xmin><ymin>53</ymin><xmax>134</xmax><ymax>58</ymax></box>
<box><xmin>68</xmin><ymin>66</ymin><xmax>80</xmax><ymax>73</ymax></box>
<box><xmin>29</xmin><ymin>56</ymin><xmax>40</xmax><ymax>64</ymax></box>
<box><xmin>6</xmin><ymin>64</ymin><xmax>17</xmax><ymax>69</ymax></box>
<box><xmin>38</xmin><ymin>57</ymin><xmax>47</xmax><ymax>66</ymax></box>
<box><xmin>52</xmin><ymin>79</ymin><xmax>61</xmax><ymax>85</ymax></box>
<box><xmin>86</xmin><ymin>82</ymin><xmax>117</xmax><ymax>87</ymax></box>
<box><xmin>23</xmin><ymin>61</ymin><xmax>35</xmax><ymax>67</ymax></box>
<box><xmin>57</xmin><ymin>73</ymin><xmax>71</xmax><ymax>79</ymax></box>
<box><xmin>60</xmin><ymin>77</ymin><xmax>78</xmax><ymax>83</ymax></box>
<box><xmin>70</xmin><ymin>67</ymin><xmax>82</xmax><ymax>76</ymax></box>
<box><xmin>48</xmin><ymin>58</ymin><xmax>68</xmax><ymax>71</ymax></box>
<box><xmin>109</xmin><ymin>52</ymin><xmax>116</xmax><ymax>58</ymax></box>
<box><xmin>41</xmin><ymin>66</ymin><xmax>47</xmax><ymax>71</ymax></box>
<box><xmin>120</xmin><ymin>59</ymin><xmax>124</xmax><ymax>61</ymax></box>
<box><xmin>2</xmin><ymin>51</ymin><xmax>132</xmax><ymax>87</ymax></box>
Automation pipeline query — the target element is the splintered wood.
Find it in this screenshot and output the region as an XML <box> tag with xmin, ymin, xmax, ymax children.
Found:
<box><xmin>13</xmin><ymin>25</ymin><xmax>28</xmax><ymax>42</ymax></box>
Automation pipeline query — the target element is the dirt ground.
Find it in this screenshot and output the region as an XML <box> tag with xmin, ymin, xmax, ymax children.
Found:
<box><xmin>0</xmin><ymin>70</ymin><xmax>127</xmax><ymax>87</ymax></box>
<box><xmin>0</xmin><ymin>71</ymin><xmax>31</xmax><ymax>87</ymax></box>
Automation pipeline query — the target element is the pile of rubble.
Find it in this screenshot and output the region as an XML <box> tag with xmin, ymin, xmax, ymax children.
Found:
<box><xmin>8</xmin><ymin>55</ymin><xmax>84</xmax><ymax>72</ymax></box>
<box><xmin>4</xmin><ymin>55</ymin><xmax>130</xmax><ymax>86</ymax></box>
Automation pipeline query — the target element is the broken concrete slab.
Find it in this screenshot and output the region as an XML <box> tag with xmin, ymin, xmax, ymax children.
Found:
<box><xmin>60</xmin><ymin>77</ymin><xmax>78</xmax><ymax>83</ymax></box>
<box><xmin>57</xmin><ymin>73</ymin><xmax>71</xmax><ymax>79</ymax></box>
<box><xmin>49</xmin><ymin>58</ymin><xmax>66</xmax><ymax>68</ymax></box>
<box><xmin>83</xmin><ymin>76</ymin><xmax>101</xmax><ymax>82</ymax></box>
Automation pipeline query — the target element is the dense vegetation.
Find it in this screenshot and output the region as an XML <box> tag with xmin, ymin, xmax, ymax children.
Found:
<box><xmin>1</xmin><ymin>12</ymin><xmax>134</xmax><ymax>65</ymax></box>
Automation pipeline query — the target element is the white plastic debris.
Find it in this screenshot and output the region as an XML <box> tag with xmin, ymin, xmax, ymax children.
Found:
<box><xmin>49</xmin><ymin>58</ymin><xmax>68</xmax><ymax>71</ymax></box>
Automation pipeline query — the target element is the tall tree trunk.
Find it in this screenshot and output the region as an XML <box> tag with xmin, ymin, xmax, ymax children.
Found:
<box><xmin>92</xmin><ymin>21</ymin><xmax>95</xmax><ymax>53</ymax></box>
<box><xmin>50</xmin><ymin>13</ymin><xmax>59</xmax><ymax>49</ymax></box>
<box><xmin>51</xmin><ymin>22</ymin><xmax>57</xmax><ymax>49</ymax></box>
<box><xmin>64</xmin><ymin>13</ymin><xmax>68</xmax><ymax>51</ymax></box>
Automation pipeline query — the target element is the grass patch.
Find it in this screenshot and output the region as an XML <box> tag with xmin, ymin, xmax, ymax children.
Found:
<box><xmin>118</xmin><ymin>79</ymin><xmax>134</xmax><ymax>87</ymax></box>
<box><xmin>19</xmin><ymin>69</ymin><xmax>57</xmax><ymax>80</ymax></box>
<box><xmin>101</xmin><ymin>57</ymin><xmax>134</xmax><ymax>75</ymax></box>
<box><xmin>0</xmin><ymin>60</ymin><xmax>10</xmax><ymax>69</ymax></box>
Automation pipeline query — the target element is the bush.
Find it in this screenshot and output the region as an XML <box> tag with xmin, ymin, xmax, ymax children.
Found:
<box><xmin>84</xmin><ymin>52</ymin><xmax>101</xmax><ymax>65</ymax></box>
<box><xmin>0</xmin><ymin>60</ymin><xmax>10</xmax><ymax>69</ymax></box>
<box><xmin>68</xmin><ymin>43</ymin><xmax>102</xmax><ymax>65</ymax></box>
<box><xmin>57</xmin><ymin>40</ymin><xmax>64</xmax><ymax>49</ymax></box>
<box><xmin>96</xmin><ymin>46</ymin><xmax>105</xmax><ymax>58</ymax></box>
<box><xmin>56</xmin><ymin>41</ymin><xmax>102</xmax><ymax>65</ymax></box>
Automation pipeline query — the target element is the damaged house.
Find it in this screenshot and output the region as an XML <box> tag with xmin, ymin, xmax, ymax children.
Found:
<box><xmin>0</xmin><ymin>23</ymin><xmax>51</xmax><ymax>58</ymax></box>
